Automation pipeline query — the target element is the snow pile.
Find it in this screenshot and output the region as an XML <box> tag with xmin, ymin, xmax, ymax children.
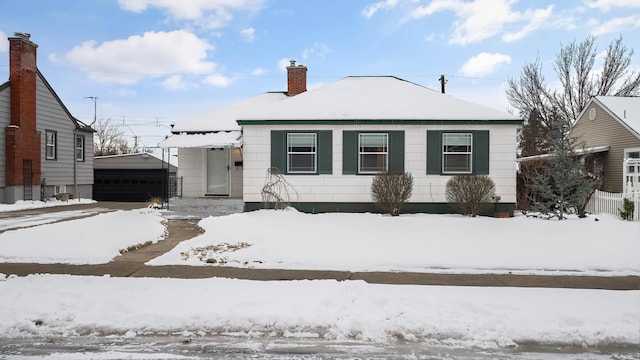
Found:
<box><xmin>0</xmin><ymin>198</ymin><xmax>96</xmax><ymax>212</ymax></box>
<box><xmin>149</xmin><ymin>209</ymin><xmax>640</xmax><ymax>276</ymax></box>
<box><xmin>0</xmin><ymin>209</ymin><xmax>166</xmax><ymax>264</ymax></box>
<box><xmin>0</xmin><ymin>274</ymin><xmax>637</xmax><ymax>349</ymax></box>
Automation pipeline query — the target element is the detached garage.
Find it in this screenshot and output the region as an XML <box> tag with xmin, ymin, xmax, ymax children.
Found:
<box><xmin>93</xmin><ymin>153</ymin><xmax>177</xmax><ymax>202</ymax></box>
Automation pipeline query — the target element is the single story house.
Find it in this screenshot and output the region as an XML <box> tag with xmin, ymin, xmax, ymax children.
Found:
<box><xmin>93</xmin><ymin>152</ymin><xmax>177</xmax><ymax>202</ymax></box>
<box><xmin>0</xmin><ymin>33</ymin><xmax>94</xmax><ymax>203</ymax></box>
<box><xmin>161</xmin><ymin>61</ymin><xmax>521</xmax><ymax>215</ymax></box>
<box><xmin>570</xmin><ymin>96</ymin><xmax>640</xmax><ymax>193</ymax></box>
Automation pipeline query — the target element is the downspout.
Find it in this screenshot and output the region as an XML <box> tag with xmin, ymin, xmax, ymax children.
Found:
<box><xmin>73</xmin><ymin>127</ymin><xmax>78</xmax><ymax>199</ymax></box>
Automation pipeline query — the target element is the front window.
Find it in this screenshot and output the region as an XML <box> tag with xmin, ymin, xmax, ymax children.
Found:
<box><xmin>359</xmin><ymin>133</ymin><xmax>388</xmax><ymax>173</ymax></box>
<box><xmin>76</xmin><ymin>136</ymin><xmax>85</xmax><ymax>161</ymax></box>
<box><xmin>443</xmin><ymin>133</ymin><xmax>472</xmax><ymax>173</ymax></box>
<box><xmin>287</xmin><ymin>133</ymin><xmax>316</xmax><ymax>173</ymax></box>
<box><xmin>45</xmin><ymin>130</ymin><xmax>57</xmax><ymax>160</ymax></box>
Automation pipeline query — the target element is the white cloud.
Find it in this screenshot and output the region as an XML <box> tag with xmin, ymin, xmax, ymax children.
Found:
<box><xmin>203</xmin><ymin>74</ymin><xmax>232</xmax><ymax>87</ymax></box>
<box><xmin>0</xmin><ymin>30</ymin><xmax>7</xmax><ymax>53</ymax></box>
<box><xmin>118</xmin><ymin>0</ymin><xmax>264</xmax><ymax>29</ymax></box>
<box><xmin>502</xmin><ymin>6</ymin><xmax>553</xmax><ymax>42</ymax></box>
<box><xmin>64</xmin><ymin>30</ymin><xmax>217</xmax><ymax>85</ymax></box>
<box><xmin>112</xmin><ymin>88</ymin><xmax>137</xmax><ymax>97</ymax></box>
<box><xmin>277</xmin><ymin>58</ymin><xmax>291</xmax><ymax>72</ymax></box>
<box><xmin>301</xmin><ymin>42</ymin><xmax>331</xmax><ymax>59</ymax></box>
<box><xmin>411</xmin><ymin>0</ymin><xmax>552</xmax><ymax>45</ymax></box>
<box><xmin>591</xmin><ymin>14</ymin><xmax>640</xmax><ymax>35</ymax></box>
<box><xmin>584</xmin><ymin>0</ymin><xmax>640</xmax><ymax>11</ymax></box>
<box><xmin>251</xmin><ymin>67</ymin><xmax>265</xmax><ymax>76</ymax></box>
<box><xmin>162</xmin><ymin>75</ymin><xmax>189</xmax><ymax>90</ymax></box>
<box><xmin>240</xmin><ymin>27</ymin><xmax>255</xmax><ymax>42</ymax></box>
<box><xmin>458</xmin><ymin>52</ymin><xmax>511</xmax><ymax>77</ymax></box>
<box><xmin>363</xmin><ymin>0</ymin><xmax>399</xmax><ymax>18</ymax></box>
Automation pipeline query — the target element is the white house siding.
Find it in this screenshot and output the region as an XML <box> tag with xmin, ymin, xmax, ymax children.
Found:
<box><xmin>36</xmin><ymin>76</ymin><xmax>94</xmax><ymax>198</ymax></box>
<box><xmin>242</xmin><ymin>124</ymin><xmax>518</xmax><ymax>206</ymax></box>
<box><xmin>0</xmin><ymin>85</ymin><xmax>9</xmax><ymax>201</ymax></box>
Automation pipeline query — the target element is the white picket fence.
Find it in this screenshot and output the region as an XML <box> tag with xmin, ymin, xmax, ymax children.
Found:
<box><xmin>586</xmin><ymin>189</ymin><xmax>640</xmax><ymax>221</ymax></box>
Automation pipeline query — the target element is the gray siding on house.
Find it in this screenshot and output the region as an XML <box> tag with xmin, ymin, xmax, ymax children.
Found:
<box><xmin>0</xmin><ymin>84</ymin><xmax>9</xmax><ymax>193</ymax></box>
<box><xmin>571</xmin><ymin>102</ymin><xmax>640</xmax><ymax>192</ymax></box>
<box><xmin>36</xmin><ymin>75</ymin><xmax>94</xmax><ymax>191</ymax></box>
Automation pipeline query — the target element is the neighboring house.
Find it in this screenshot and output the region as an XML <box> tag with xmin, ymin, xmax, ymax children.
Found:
<box><xmin>0</xmin><ymin>33</ymin><xmax>94</xmax><ymax>203</ymax></box>
<box><xmin>571</xmin><ymin>96</ymin><xmax>640</xmax><ymax>193</ymax></box>
<box><xmin>93</xmin><ymin>153</ymin><xmax>177</xmax><ymax>202</ymax></box>
<box><xmin>162</xmin><ymin>61</ymin><xmax>521</xmax><ymax>215</ymax></box>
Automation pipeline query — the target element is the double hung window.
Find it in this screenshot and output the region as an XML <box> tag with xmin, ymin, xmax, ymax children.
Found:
<box><xmin>76</xmin><ymin>136</ymin><xmax>85</xmax><ymax>161</ymax></box>
<box><xmin>358</xmin><ymin>133</ymin><xmax>388</xmax><ymax>173</ymax></box>
<box><xmin>287</xmin><ymin>133</ymin><xmax>317</xmax><ymax>173</ymax></box>
<box><xmin>45</xmin><ymin>130</ymin><xmax>57</xmax><ymax>160</ymax></box>
<box><xmin>442</xmin><ymin>133</ymin><xmax>472</xmax><ymax>174</ymax></box>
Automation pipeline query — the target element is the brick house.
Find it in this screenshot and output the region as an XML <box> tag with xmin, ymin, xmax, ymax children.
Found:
<box><xmin>0</xmin><ymin>33</ymin><xmax>94</xmax><ymax>203</ymax></box>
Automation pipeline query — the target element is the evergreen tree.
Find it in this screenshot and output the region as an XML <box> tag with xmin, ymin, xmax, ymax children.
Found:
<box><xmin>526</xmin><ymin>111</ymin><xmax>600</xmax><ymax>219</ymax></box>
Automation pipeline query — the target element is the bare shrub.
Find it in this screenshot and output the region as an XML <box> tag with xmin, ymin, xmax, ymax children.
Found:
<box><xmin>261</xmin><ymin>167</ymin><xmax>298</xmax><ymax>210</ymax></box>
<box><xmin>446</xmin><ymin>175</ymin><xmax>496</xmax><ymax>216</ymax></box>
<box><xmin>371</xmin><ymin>171</ymin><xmax>413</xmax><ymax>216</ymax></box>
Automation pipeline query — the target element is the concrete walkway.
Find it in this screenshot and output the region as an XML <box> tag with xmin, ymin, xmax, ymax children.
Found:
<box><xmin>0</xmin><ymin>202</ymin><xmax>638</xmax><ymax>290</ymax></box>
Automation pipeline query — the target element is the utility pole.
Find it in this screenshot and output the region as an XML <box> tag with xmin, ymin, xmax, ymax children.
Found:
<box><xmin>84</xmin><ymin>96</ymin><xmax>98</xmax><ymax>126</ymax></box>
<box><xmin>439</xmin><ymin>75</ymin><xmax>447</xmax><ymax>94</ymax></box>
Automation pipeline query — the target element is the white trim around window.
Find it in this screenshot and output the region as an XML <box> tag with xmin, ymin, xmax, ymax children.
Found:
<box><xmin>358</xmin><ymin>133</ymin><xmax>388</xmax><ymax>174</ymax></box>
<box><xmin>45</xmin><ymin>130</ymin><xmax>57</xmax><ymax>160</ymax></box>
<box><xmin>442</xmin><ymin>132</ymin><xmax>472</xmax><ymax>174</ymax></box>
<box><xmin>287</xmin><ymin>133</ymin><xmax>317</xmax><ymax>173</ymax></box>
<box><xmin>76</xmin><ymin>135</ymin><xmax>85</xmax><ymax>161</ymax></box>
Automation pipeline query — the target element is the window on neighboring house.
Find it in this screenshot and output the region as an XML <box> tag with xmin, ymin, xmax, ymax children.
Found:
<box><xmin>426</xmin><ymin>130</ymin><xmax>489</xmax><ymax>175</ymax></box>
<box><xmin>76</xmin><ymin>136</ymin><xmax>85</xmax><ymax>161</ymax></box>
<box><xmin>442</xmin><ymin>133</ymin><xmax>472</xmax><ymax>174</ymax></box>
<box><xmin>624</xmin><ymin>148</ymin><xmax>640</xmax><ymax>174</ymax></box>
<box><xmin>287</xmin><ymin>133</ymin><xmax>316</xmax><ymax>173</ymax></box>
<box><xmin>271</xmin><ymin>130</ymin><xmax>332</xmax><ymax>175</ymax></box>
<box><xmin>342</xmin><ymin>131</ymin><xmax>404</xmax><ymax>175</ymax></box>
<box><xmin>45</xmin><ymin>130</ymin><xmax>57</xmax><ymax>160</ymax></box>
<box><xmin>359</xmin><ymin>133</ymin><xmax>388</xmax><ymax>173</ymax></box>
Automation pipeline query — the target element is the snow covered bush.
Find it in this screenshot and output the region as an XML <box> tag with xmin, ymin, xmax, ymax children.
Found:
<box><xmin>262</xmin><ymin>167</ymin><xmax>298</xmax><ymax>210</ymax></box>
<box><xmin>619</xmin><ymin>198</ymin><xmax>635</xmax><ymax>221</ymax></box>
<box><xmin>370</xmin><ymin>171</ymin><xmax>413</xmax><ymax>216</ymax></box>
<box><xmin>445</xmin><ymin>175</ymin><xmax>496</xmax><ymax>217</ymax></box>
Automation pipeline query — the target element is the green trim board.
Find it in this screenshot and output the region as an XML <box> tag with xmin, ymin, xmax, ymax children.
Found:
<box><xmin>244</xmin><ymin>201</ymin><xmax>516</xmax><ymax>216</ymax></box>
<box><xmin>238</xmin><ymin>119</ymin><xmax>523</xmax><ymax>126</ymax></box>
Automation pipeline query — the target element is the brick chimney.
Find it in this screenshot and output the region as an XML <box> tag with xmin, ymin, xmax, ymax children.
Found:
<box><xmin>286</xmin><ymin>60</ymin><xmax>307</xmax><ymax>96</ymax></box>
<box><xmin>5</xmin><ymin>32</ymin><xmax>41</xmax><ymax>195</ymax></box>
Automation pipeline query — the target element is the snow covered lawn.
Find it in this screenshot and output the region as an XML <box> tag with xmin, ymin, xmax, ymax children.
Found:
<box><xmin>0</xmin><ymin>209</ymin><xmax>165</xmax><ymax>264</ymax></box>
<box><xmin>149</xmin><ymin>209</ymin><xmax>640</xmax><ymax>276</ymax></box>
<box><xmin>0</xmin><ymin>274</ymin><xmax>638</xmax><ymax>349</ymax></box>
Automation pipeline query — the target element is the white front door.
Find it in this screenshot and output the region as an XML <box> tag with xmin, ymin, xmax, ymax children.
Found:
<box><xmin>206</xmin><ymin>148</ymin><xmax>229</xmax><ymax>196</ymax></box>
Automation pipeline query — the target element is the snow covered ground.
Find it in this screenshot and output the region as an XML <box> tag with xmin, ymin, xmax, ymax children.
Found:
<box><xmin>0</xmin><ymin>202</ymin><xmax>638</xmax><ymax>353</ymax></box>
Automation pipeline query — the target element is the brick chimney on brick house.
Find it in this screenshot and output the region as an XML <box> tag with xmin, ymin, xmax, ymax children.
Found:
<box><xmin>5</xmin><ymin>32</ymin><xmax>41</xmax><ymax>196</ymax></box>
<box><xmin>287</xmin><ymin>60</ymin><xmax>307</xmax><ymax>96</ymax></box>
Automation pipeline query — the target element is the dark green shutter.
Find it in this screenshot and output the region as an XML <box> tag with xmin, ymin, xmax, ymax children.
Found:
<box><xmin>473</xmin><ymin>130</ymin><xmax>490</xmax><ymax>175</ymax></box>
<box><xmin>426</xmin><ymin>130</ymin><xmax>442</xmax><ymax>174</ymax></box>
<box><xmin>388</xmin><ymin>131</ymin><xmax>405</xmax><ymax>172</ymax></box>
<box><xmin>270</xmin><ymin>130</ymin><xmax>286</xmax><ymax>174</ymax></box>
<box><xmin>342</xmin><ymin>131</ymin><xmax>357</xmax><ymax>174</ymax></box>
<box><xmin>318</xmin><ymin>130</ymin><xmax>332</xmax><ymax>174</ymax></box>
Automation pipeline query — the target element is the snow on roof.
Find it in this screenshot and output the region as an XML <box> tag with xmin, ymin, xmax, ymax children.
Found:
<box><xmin>595</xmin><ymin>96</ymin><xmax>640</xmax><ymax>137</ymax></box>
<box><xmin>158</xmin><ymin>131</ymin><xmax>242</xmax><ymax>148</ymax></box>
<box><xmin>171</xmin><ymin>92</ymin><xmax>289</xmax><ymax>132</ymax></box>
<box><xmin>239</xmin><ymin>76</ymin><xmax>519</xmax><ymax>122</ymax></box>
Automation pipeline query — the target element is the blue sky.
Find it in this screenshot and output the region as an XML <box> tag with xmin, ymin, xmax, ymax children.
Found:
<box><xmin>1</xmin><ymin>0</ymin><xmax>639</xmax><ymax>149</ymax></box>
